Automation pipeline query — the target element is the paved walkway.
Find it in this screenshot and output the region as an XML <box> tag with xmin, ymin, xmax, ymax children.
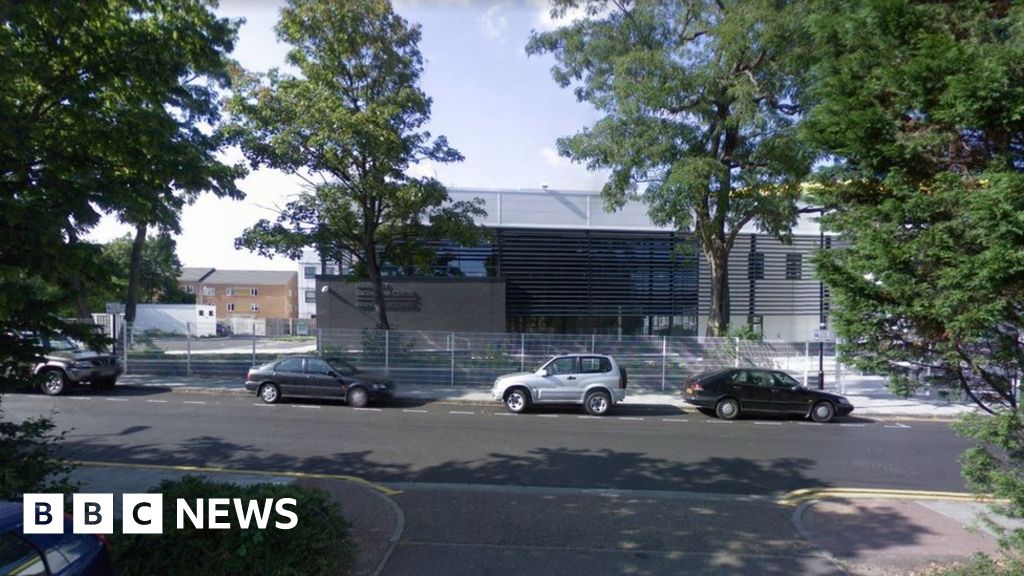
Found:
<box><xmin>73</xmin><ymin>463</ymin><xmax>1011</xmax><ymax>576</ymax></box>
<box><xmin>117</xmin><ymin>373</ymin><xmax>980</xmax><ymax>419</ymax></box>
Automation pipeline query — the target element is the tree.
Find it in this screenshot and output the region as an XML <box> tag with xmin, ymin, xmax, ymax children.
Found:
<box><xmin>802</xmin><ymin>0</ymin><xmax>1024</xmax><ymax>561</ymax></box>
<box><xmin>97</xmin><ymin>233</ymin><xmax>192</xmax><ymax>309</ymax></box>
<box><xmin>802</xmin><ymin>0</ymin><xmax>1024</xmax><ymax>414</ymax></box>
<box><xmin>527</xmin><ymin>0</ymin><xmax>813</xmax><ymax>336</ymax></box>
<box><xmin>226</xmin><ymin>0</ymin><xmax>484</xmax><ymax>330</ymax></box>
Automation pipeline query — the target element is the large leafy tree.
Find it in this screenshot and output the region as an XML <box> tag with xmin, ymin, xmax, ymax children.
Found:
<box><xmin>802</xmin><ymin>0</ymin><xmax>1024</xmax><ymax>413</ymax></box>
<box><xmin>802</xmin><ymin>0</ymin><xmax>1024</xmax><ymax>557</ymax></box>
<box><xmin>96</xmin><ymin>233</ymin><xmax>192</xmax><ymax>310</ymax></box>
<box><xmin>227</xmin><ymin>0</ymin><xmax>483</xmax><ymax>330</ymax></box>
<box><xmin>527</xmin><ymin>0</ymin><xmax>813</xmax><ymax>336</ymax></box>
<box><xmin>0</xmin><ymin>0</ymin><xmax>243</xmax><ymax>494</ymax></box>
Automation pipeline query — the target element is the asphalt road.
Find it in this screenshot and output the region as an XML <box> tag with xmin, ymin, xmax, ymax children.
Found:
<box><xmin>1</xmin><ymin>387</ymin><xmax>970</xmax><ymax>495</ymax></box>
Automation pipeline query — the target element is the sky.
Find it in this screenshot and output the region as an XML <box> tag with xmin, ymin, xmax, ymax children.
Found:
<box><xmin>86</xmin><ymin>0</ymin><xmax>609</xmax><ymax>270</ymax></box>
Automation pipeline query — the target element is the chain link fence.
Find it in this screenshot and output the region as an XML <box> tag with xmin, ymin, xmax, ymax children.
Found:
<box><xmin>118</xmin><ymin>324</ymin><xmax>843</xmax><ymax>390</ymax></box>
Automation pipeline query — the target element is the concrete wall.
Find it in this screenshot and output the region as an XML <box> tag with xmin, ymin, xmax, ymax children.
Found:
<box><xmin>133</xmin><ymin>304</ymin><xmax>217</xmax><ymax>336</ymax></box>
<box><xmin>317</xmin><ymin>277</ymin><xmax>506</xmax><ymax>332</ymax></box>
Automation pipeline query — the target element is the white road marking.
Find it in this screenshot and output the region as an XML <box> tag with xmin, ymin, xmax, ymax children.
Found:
<box><xmin>402</xmin><ymin>409</ymin><xmax>429</xmax><ymax>414</ymax></box>
<box><xmin>354</xmin><ymin>407</ymin><xmax>381</xmax><ymax>412</ymax></box>
<box><xmin>293</xmin><ymin>405</ymin><xmax>321</xmax><ymax>410</ymax></box>
<box><xmin>662</xmin><ymin>418</ymin><xmax>689</xmax><ymax>422</ymax></box>
<box><xmin>885</xmin><ymin>423</ymin><xmax>912</xmax><ymax>429</ymax></box>
<box><xmin>578</xmin><ymin>416</ymin><xmax>600</xmax><ymax>420</ymax></box>
<box><xmin>182</xmin><ymin>401</ymin><xmax>206</xmax><ymax>405</ymax></box>
<box><xmin>537</xmin><ymin>414</ymin><xmax>559</xmax><ymax>418</ymax></box>
<box><xmin>754</xmin><ymin>422</ymin><xmax>782</xmax><ymax>426</ymax></box>
<box><xmin>839</xmin><ymin>423</ymin><xmax>866</xmax><ymax>428</ymax></box>
<box><xmin>63</xmin><ymin>397</ymin><xmax>93</xmax><ymax>401</ymax></box>
<box><xmin>252</xmin><ymin>403</ymin><xmax>275</xmax><ymax>407</ymax></box>
<box><xmin>449</xmin><ymin>410</ymin><xmax>475</xmax><ymax>415</ymax></box>
<box><xmin>145</xmin><ymin>400</ymin><xmax>168</xmax><ymax>404</ymax></box>
<box><xmin>797</xmin><ymin>422</ymin><xmax>823</xmax><ymax>426</ymax></box>
<box><xmin>493</xmin><ymin>412</ymin><xmax>517</xmax><ymax>416</ymax></box>
<box><xmin>106</xmin><ymin>398</ymin><xmax>130</xmax><ymax>402</ymax></box>
<box><xmin>619</xmin><ymin>417</ymin><xmax>644</xmax><ymax>421</ymax></box>
<box><xmin>705</xmin><ymin>420</ymin><xmax>732</xmax><ymax>424</ymax></box>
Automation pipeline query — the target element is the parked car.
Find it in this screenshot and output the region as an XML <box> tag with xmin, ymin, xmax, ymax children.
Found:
<box><xmin>16</xmin><ymin>332</ymin><xmax>122</xmax><ymax>396</ymax></box>
<box><xmin>491</xmin><ymin>354</ymin><xmax>627</xmax><ymax>416</ymax></box>
<box><xmin>245</xmin><ymin>355</ymin><xmax>393</xmax><ymax>407</ymax></box>
<box><xmin>0</xmin><ymin>502</ymin><xmax>116</xmax><ymax>575</ymax></box>
<box><xmin>683</xmin><ymin>368</ymin><xmax>854</xmax><ymax>423</ymax></box>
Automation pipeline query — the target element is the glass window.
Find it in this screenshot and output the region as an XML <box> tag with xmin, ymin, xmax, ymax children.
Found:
<box><xmin>749</xmin><ymin>371</ymin><xmax>771</xmax><ymax>387</ymax></box>
<box><xmin>748</xmin><ymin>252</ymin><xmax>765</xmax><ymax>280</ymax></box>
<box><xmin>304</xmin><ymin>266</ymin><xmax>316</xmax><ymax>279</ymax></box>
<box><xmin>202</xmin><ymin>286</ymin><xmax>215</xmax><ymax>296</ymax></box>
<box><xmin>543</xmin><ymin>356</ymin><xmax>577</xmax><ymax>375</ymax></box>
<box><xmin>185</xmin><ymin>285</ymin><xmax>195</xmax><ymax>294</ymax></box>
<box><xmin>276</xmin><ymin>358</ymin><xmax>304</xmax><ymax>373</ymax></box>
<box><xmin>727</xmin><ymin>370</ymin><xmax>748</xmax><ymax>385</ymax></box>
<box><xmin>250</xmin><ymin>303</ymin><xmax>259</xmax><ymax>312</ymax></box>
<box><xmin>786</xmin><ymin>253</ymin><xmax>802</xmax><ymax>280</ymax></box>
<box><xmin>305</xmin><ymin>290</ymin><xmax>316</xmax><ymax>303</ymax></box>
<box><xmin>580</xmin><ymin>357</ymin><xmax>612</xmax><ymax>373</ymax></box>
<box><xmin>305</xmin><ymin>359</ymin><xmax>333</xmax><ymax>375</ymax></box>
<box><xmin>225</xmin><ymin>287</ymin><xmax>235</xmax><ymax>296</ymax></box>
<box><xmin>250</xmin><ymin>288</ymin><xmax>259</xmax><ymax>296</ymax></box>
<box><xmin>227</xmin><ymin>303</ymin><xmax>235</xmax><ymax>312</ymax></box>
<box><xmin>0</xmin><ymin>533</ymin><xmax>47</xmax><ymax>575</ymax></box>
<box><xmin>771</xmin><ymin>372</ymin><xmax>800</xmax><ymax>388</ymax></box>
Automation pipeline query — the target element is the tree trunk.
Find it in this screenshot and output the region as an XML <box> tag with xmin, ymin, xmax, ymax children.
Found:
<box><xmin>364</xmin><ymin>243</ymin><xmax>391</xmax><ymax>330</ymax></box>
<box><xmin>65</xmin><ymin>228</ymin><xmax>91</xmax><ymax>319</ymax></box>
<box><xmin>125</xmin><ymin>223</ymin><xmax>147</xmax><ymax>323</ymax></box>
<box><xmin>704</xmin><ymin>243</ymin><xmax>730</xmax><ymax>337</ymax></box>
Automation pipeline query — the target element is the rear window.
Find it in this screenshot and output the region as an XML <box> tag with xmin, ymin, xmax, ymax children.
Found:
<box><xmin>275</xmin><ymin>358</ymin><xmax>304</xmax><ymax>373</ymax></box>
<box><xmin>0</xmin><ymin>533</ymin><xmax>47</xmax><ymax>575</ymax></box>
<box><xmin>580</xmin><ymin>357</ymin><xmax>612</xmax><ymax>374</ymax></box>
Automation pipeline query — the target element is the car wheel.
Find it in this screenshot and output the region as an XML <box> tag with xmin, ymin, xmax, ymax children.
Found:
<box><xmin>715</xmin><ymin>398</ymin><xmax>740</xmax><ymax>420</ymax></box>
<box><xmin>258</xmin><ymin>383</ymin><xmax>280</xmax><ymax>404</ymax></box>
<box><xmin>810</xmin><ymin>401</ymin><xmax>835</xmax><ymax>423</ymax></box>
<box><xmin>584</xmin><ymin>390</ymin><xmax>612</xmax><ymax>416</ymax></box>
<box><xmin>93</xmin><ymin>377</ymin><xmax>117</xmax><ymax>389</ymax></box>
<box><xmin>347</xmin><ymin>386</ymin><xmax>369</xmax><ymax>408</ymax></box>
<box><xmin>40</xmin><ymin>369</ymin><xmax>66</xmax><ymax>396</ymax></box>
<box><xmin>504</xmin><ymin>388</ymin><xmax>530</xmax><ymax>414</ymax></box>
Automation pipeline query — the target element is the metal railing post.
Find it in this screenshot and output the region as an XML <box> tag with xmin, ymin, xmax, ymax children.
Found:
<box><xmin>734</xmin><ymin>337</ymin><xmax>740</xmax><ymax>367</ymax></box>
<box><xmin>661</xmin><ymin>336</ymin><xmax>667</xmax><ymax>391</ymax></box>
<box><xmin>385</xmin><ymin>330</ymin><xmax>390</xmax><ymax>370</ymax></box>
<box><xmin>186</xmin><ymin>322</ymin><xmax>192</xmax><ymax>377</ymax></box>
<box><xmin>520</xmin><ymin>333</ymin><xmax>525</xmax><ymax>372</ymax></box>
<box><xmin>803</xmin><ymin>341</ymin><xmax>810</xmax><ymax>387</ymax></box>
<box><xmin>450</xmin><ymin>332</ymin><xmax>455</xmax><ymax>386</ymax></box>
<box><xmin>591</xmin><ymin>334</ymin><xmax>596</xmax><ymax>353</ymax></box>
<box><xmin>251</xmin><ymin>331</ymin><xmax>256</xmax><ymax>367</ymax></box>
<box><xmin>122</xmin><ymin>322</ymin><xmax>129</xmax><ymax>375</ymax></box>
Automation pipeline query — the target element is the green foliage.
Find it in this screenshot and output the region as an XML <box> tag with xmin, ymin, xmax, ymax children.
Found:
<box><xmin>931</xmin><ymin>554</ymin><xmax>1024</xmax><ymax>576</ymax></box>
<box><xmin>98</xmin><ymin>233</ymin><xmax>193</xmax><ymax>308</ymax></box>
<box><xmin>226</xmin><ymin>0</ymin><xmax>485</xmax><ymax>329</ymax></box>
<box><xmin>527</xmin><ymin>0</ymin><xmax>814</xmax><ymax>335</ymax></box>
<box><xmin>0</xmin><ymin>415</ymin><xmax>77</xmax><ymax>500</ymax></box>
<box><xmin>804</xmin><ymin>0</ymin><xmax>1024</xmax><ymax>413</ymax></box>
<box><xmin>111</xmin><ymin>476</ymin><xmax>353</xmax><ymax>576</ymax></box>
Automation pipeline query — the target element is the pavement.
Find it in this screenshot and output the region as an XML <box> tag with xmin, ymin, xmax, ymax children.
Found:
<box><xmin>115</xmin><ymin>372</ymin><xmax>982</xmax><ymax>419</ymax></box>
<box><xmin>68</xmin><ymin>374</ymin><xmax>1009</xmax><ymax>575</ymax></box>
<box><xmin>72</xmin><ymin>462</ymin><xmax>1012</xmax><ymax>576</ymax></box>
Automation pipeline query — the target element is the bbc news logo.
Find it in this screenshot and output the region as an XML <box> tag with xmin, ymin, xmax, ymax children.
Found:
<box><xmin>23</xmin><ymin>494</ymin><xmax>298</xmax><ymax>534</ymax></box>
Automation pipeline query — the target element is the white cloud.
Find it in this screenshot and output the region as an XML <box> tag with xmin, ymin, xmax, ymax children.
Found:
<box><xmin>541</xmin><ymin>146</ymin><xmax>570</xmax><ymax>168</ymax></box>
<box><xmin>532</xmin><ymin>0</ymin><xmax>610</xmax><ymax>31</ymax></box>
<box><xmin>480</xmin><ymin>3</ymin><xmax>509</xmax><ymax>43</ymax></box>
<box><xmin>407</xmin><ymin>161</ymin><xmax>439</xmax><ymax>180</ymax></box>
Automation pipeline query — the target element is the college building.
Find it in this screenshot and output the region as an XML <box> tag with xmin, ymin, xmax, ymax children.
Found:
<box><xmin>315</xmin><ymin>187</ymin><xmax>831</xmax><ymax>341</ymax></box>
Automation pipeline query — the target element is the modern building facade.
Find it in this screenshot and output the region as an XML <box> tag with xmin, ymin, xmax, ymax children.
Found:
<box><xmin>316</xmin><ymin>187</ymin><xmax>830</xmax><ymax>340</ymax></box>
<box><xmin>297</xmin><ymin>249</ymin><xmax>343</xmax><ymax>319</ymax></box>
<box><xmin>180</xmin><ymin>268</ymin><xmax>299</xmax><ymax>321</ymax></box>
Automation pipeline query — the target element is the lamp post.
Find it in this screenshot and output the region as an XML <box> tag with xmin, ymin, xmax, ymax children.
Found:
<box><xmin>800</xmin><ymin>205</ymin><xmax>828</xmax><ymax>390</ymax></box>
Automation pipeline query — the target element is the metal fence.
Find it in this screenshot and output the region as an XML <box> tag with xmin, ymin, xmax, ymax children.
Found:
<box><xmin>119</xmin><ymin>325</ymin><xmax>844</xmax><ymax>391</ymax></box>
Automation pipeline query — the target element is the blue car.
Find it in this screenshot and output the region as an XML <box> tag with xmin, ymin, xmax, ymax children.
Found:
<box><xmin>0</xmin><ymin>502</ymin><xmax>115</xmax><ymax>575</ymax></box>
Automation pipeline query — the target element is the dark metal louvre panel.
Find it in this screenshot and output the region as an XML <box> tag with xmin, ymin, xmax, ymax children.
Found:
<box><xmin>497</xmin><ymin>228</ymin><xmax>698</xmax><ymax>317</ymax></box>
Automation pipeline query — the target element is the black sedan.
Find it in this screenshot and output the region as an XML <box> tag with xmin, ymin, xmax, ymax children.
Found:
<box><xmin>683</xmin><ymin>368</ymin><xmax>854</xmax><ymax>423</ymax></box>
<box><xmin>245</xmin><ymin>355</ymin><xmax>393</xmax><ymax>407</ymax></box>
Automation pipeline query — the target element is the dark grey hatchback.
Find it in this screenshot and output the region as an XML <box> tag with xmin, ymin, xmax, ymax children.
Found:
<box><xmin>683</xmin><ymin>368</ymin><xmax>854</xmax><ymax>423</ymax></box>
<box><xmin>245</xmin><ymin>356</ymin><xmax>393</xmax><ymax>407</ymax></box>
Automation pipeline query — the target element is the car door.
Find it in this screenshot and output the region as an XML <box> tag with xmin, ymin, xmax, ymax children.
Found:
<box><xmin>740</xmin><ymin>370</ymin><xmax>773</xmax><ymax>412</ymax></box>
<box><xmin>769</xmin><ymin>371</ymin><xmax>808</xmax><ymax>414</ymax></box>
<box><xmin>536</xmin><ymin>356</ymin><xmax>579</xmax><ymax>402</ymax></box>
<box><xmin>304</xmin><ymin>358</ymin><xmax>343</xmax><ymax>399</ymax></box>
<box><xmin>272</xmin><ymin>358</ymin><xmax>307</xmax><ymax>396</ymax></box>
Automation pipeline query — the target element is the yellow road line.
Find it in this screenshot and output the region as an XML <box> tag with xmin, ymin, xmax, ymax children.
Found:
<box><xmin>778</xmin><ymin>487</ymin><xmax>1004</xmax><ymax>507</ymax></box>
<box><xmin>72</xmin><ymin>460</ymin><xmax>402</xmax><ymax>497</ymax></box>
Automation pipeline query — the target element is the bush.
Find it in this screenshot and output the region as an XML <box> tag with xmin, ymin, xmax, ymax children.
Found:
<box><xmin>930</xmin><ymin>553</ymin><xmax>1024</xmax><ymax>576</ymax></box>
<box><xmin>111</xmin><ymin>476</ymin><xmax>353</xmax><ymax>576</ymax></box>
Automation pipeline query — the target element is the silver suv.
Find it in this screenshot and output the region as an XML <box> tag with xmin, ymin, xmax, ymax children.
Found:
<box><xmin>491</xmin><ymin>354</ymin><xmax>627</xmax><ymax>416</ymax></box>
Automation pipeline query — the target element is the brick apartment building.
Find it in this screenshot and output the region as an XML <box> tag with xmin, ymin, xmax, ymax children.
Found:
<box><xmin>179</xmin><ymin>268</ymin><xmax>298</xmax><ymax>320</ymax></box>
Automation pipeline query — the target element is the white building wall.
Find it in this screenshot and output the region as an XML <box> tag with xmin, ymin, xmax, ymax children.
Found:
<box><xmin>133</xmin><ymin>304</ymin><xmax>216</xmax><ymax>337</ymax></box>
<box><xmin>298</xmin><ymin>249</ymin><xmax>342</xmax><ymax>318</ymax></box>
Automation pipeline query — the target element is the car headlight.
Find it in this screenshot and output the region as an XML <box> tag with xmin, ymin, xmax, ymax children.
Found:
<box><xmin>73</xmin><ymin>361</ymin><xmax>93</xmax><ymax>369</ymax></box>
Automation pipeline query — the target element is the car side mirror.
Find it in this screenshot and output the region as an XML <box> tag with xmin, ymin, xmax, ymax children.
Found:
<box><xmin>538</xmin><ymin>369</ymin><xmax>549</xmax><ymax>377</ymax></box>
